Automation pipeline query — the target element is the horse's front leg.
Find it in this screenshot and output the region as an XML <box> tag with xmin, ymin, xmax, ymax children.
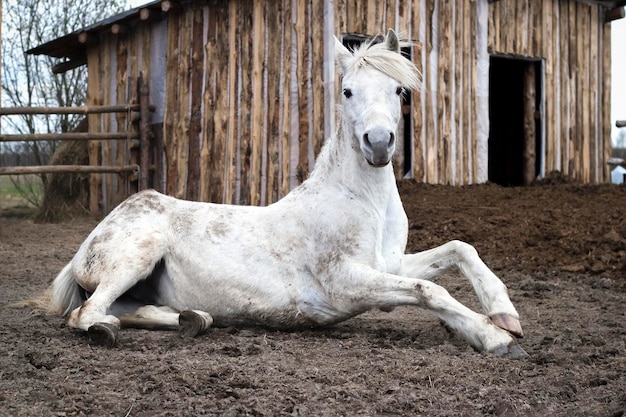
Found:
<box><xmin>335</xmin><ymin>262</ymin><xmax>527</xmax><ymax>358</ymax></box>
<box><xmin>398</xmin><ymin>240</ymin><xmax>523</xmax><ymax>338</ymax></box>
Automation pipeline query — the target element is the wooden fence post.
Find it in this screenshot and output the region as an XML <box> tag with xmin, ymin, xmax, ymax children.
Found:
<box><xmin>139</xmin><ymin>73</ymin><xmax>152</xmax><ymax>190</ymax></box>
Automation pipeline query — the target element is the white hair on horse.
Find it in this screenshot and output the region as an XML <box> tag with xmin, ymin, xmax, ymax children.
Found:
<box><xmin>343</xmin><ymin>36</ymin><xmax>421</xmax><ymax>92</ymax></box>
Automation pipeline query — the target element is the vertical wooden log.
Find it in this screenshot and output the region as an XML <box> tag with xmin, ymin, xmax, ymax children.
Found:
<box><xmin>175</xmin><ymin>10</ymin><xmax>193</xmax><ymax>199</ymax></box>
<box><xmin>115</xmin><ymin>33</ymin><xmax>129</xmax><ymax>202</ymax></box>
<box><xmin>523</xmin><ymin>63</ymin><xmax>536</xmax><ymax>185</ymax></box>
<box><xmin>589</xmin><ymin>5</ymin><xmax>598</xmax><ymax>182</ymax></box>
<box><xmin>281</xmin><ymin>0</ymin><xmax>292</xmax><ymax>197</ymax></box>
<box><xmin>600</xmin><ymin>18</ymin><xmax>612</xmax><ymax>182</ymax></box>
<box><xmin>266</xmin><ymin>0</ymin><xmax>282</xmax><ymax>204</ymax></box>
<box><xmin>559</xmin><ymin>0</ymin><xmax>570</xmax><ymax>176</ymax></box>
<box><xmin>439</xmin><ymin>1</ymin><xmax>451</xmax><ymax>183</ymax></box>
<box><xmin>335</xmin><ymin>0</ymin><xmax>347</xmax><ymax>35</ymax></box>
<box><xmin>411</xmin><ymin>0</ymin><xmax>424</xmax><ymax>181</ymax></box>
<box><xmin>489</xmin><ymin>0</ymin><xmax>499</xmax><ymax>52</ymax></box>
<box><xmin>532</xmin><ymin>0</ymin><xmax>542</xmax><ymax>57</ymax></box>
<box><xmin>391</xmin><ymin>0</ymin><xmax>409</xmax><ymax>179</ymax></box>
<box><xmin>354</xmin><ymin>1</ymin><xmax>364</xmax><ymax>34</ymax></box>
<box><xmin>425</xmin><ymin>1</ymin><xmax>437</xmax><ymax>183</ymax></box>
<box><xmin>398</xmin><ymin>0</ymin><xmax>410</xmax><ymax>35</ymax></box>
<box><xmin>470</xmin><ymin>1</ymin><xmax>478</xmax><ymax>182</ymax></box>
<box><xmin>601</xmin><ymin>11</ymin><xmax>611</xmax><ymax>183</ymax></box>
<box><xmin>534</xmin><ymin>0</ymin><xmax>556</xmax><ymax>172</ymax></box>
<box><xmin>201</xmin><ymin>6</ymin><xmax>216</xmax><ymax>203</ymax></box>
<box><xmin>568</xmin><ymin>0</ymin><xmax>577</xmax><ymax>176</ymax></box>
<box><xmin>186</xmin><ymin>3</ymin><xmax>204</xmax><ymax>201</ymax></box>
<box><xmin>454</xmin><ymin>0</ymin><xmax>463</xmax><ymax>184</ymax></box>
<box><xmin>312</xmin><ymin>0</ymin><xmax>324</xmax><ymax>160</ymax></box>
<box><xmin>225</xmin><ymin>1</ymin><xmax>240</xmax><ymax>204</ymax></box>
<box><xmin>212</xmin><ymin>3</ymin><xmax>230</xmax><ymax>203</ymax></box>
<box><xmin>500</xmin><ymin>0</ymin><xmax>508</xmax><ymax>53</ymax></box>
<box><xmin>250</xmin><ymin>0</ymin><xmax>266</xmax><ymax>206</ymax></box>
<box><xmin>87</xmin><ymin>48</ymin><xmax>102</xmax><ymax>213</ymax></box>
<box><xmin>368</xmin><ymin>0</ymin><xmax>381</xmax><ymax>33</ymax></box>
<box><xmin>102</xmin><ymin>43</ymin><xmax>113</xmax><ymax>212</ymax></box>
<box><xmin>462</xmin><ymin>0</ymin><xmax>471</xmax><ymax>184</ymax></box>
<box><xmin>573</xmin><ymin>4</ymin><xmax>583</xmax><ymax>180</ymax></box>
<box><xmin>552</xmin><ymin>1</ymin><xmax>559</xmax><ymax>175</ymax></box>
<box><xmin>163</xmin><ymin>10</ymin><xmax>181</xmax><ymax>196</ymax></box>
<box><xmin>552</xmin><ymin>0</ymin><xmax>561</xmax><ymax>174</ymax></box>
<box><xmin>295</xmin><ymin>0</ymin><xmax>310</xmax><ymax>184</ymax></box>
<box><xmin>238</xmin><ymin>1</ymin><xmax>253</xmax><ymax>205</ymax></box>
<box><xmin>518</xmin><ymin>0</ymin><xmax>528</xmax><ymax>54</ymax></box>
<box><xmin>386</xmin><ymin>0</ymin><xmax>397</xmax><ymax>32</ymax></box>
<box><xmin>139</xmin><ymin>73</ymin><xmax>151</xmax><ymax>191</ymax></box>
<box><xmin>581</xmin><ymin>4</ymin><xmax>590</xmax><ymax>182</ymax></box>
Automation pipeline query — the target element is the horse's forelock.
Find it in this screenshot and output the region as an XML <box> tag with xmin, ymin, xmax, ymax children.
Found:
<box><xmin>349</xmin><ymin>40</ymin><xmax>422</xmax><ymax>92</ymax></box>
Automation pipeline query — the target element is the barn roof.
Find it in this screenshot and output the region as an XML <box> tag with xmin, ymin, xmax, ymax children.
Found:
<box><xmin>26</xmin><ymin>0</ymin><xmax>183</xmax><ymax>73</ymax></box>
<box><xmin>27</xmin><ymin>0</ymin><xmax>626</xmax><ymax>74</ymax></box>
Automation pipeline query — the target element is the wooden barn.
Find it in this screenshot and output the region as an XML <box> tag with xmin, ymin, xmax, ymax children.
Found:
<box><xmin>27</xmin><ymin>0</ymin><xmax>626</xmax><ymax>213</ymax></box>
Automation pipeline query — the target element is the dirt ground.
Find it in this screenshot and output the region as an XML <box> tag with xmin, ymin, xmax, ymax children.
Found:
<box><xmin>1</xmin><ymin>179</ymin><xmax>625</xmax><ymax>417</ymax></box>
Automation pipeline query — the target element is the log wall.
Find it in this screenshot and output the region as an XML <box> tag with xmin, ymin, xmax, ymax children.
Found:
<box><xmin>488</xmin><ymin>0</ymin><xmax>612</xmax><ymax>183</ymax></box>
<box><xmin>85</xmin><ymin>0</ymin><xmax>613</xmax><ymax>213</ymax></box>
<box><xmin>158</xmin><ymin>0</ymin><xmax>332</xmax><ymax>205</ymax></box>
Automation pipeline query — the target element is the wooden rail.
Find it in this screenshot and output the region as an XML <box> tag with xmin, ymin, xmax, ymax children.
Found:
<box><xmin>0</xmin><ymin>104</ymin><xmax>154</xmax><ymax>116</ymax></box>
<box><xmin>0</xmin><ymin>132</ymin><xmax>139</xmax><ymax>142</ymax></box>
<box><xmin>0</xmin><ymin>75</ymin><xmax>153</xmax><ymax>198</ymax></box>
<box><xmin>0</xmin><ymin>165</ymin><xmax>139</xmax><ymax>175</ymax></box>
<box><xmin>617</xmin><ymin>120</ymin><xmax>626</xmax><ymax>128</ymax></box>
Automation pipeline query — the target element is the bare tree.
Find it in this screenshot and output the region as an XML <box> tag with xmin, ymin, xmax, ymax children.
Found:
<box><xmin>1</xmin><ymin>0</ymin><xmax>127</xmax><ymax>206</ymax></box>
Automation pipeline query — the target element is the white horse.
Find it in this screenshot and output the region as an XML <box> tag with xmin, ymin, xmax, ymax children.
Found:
<box><xmin>29</xmin><ymin>30</ymin><xmax>526</xmax><ymax>358</ymax></box>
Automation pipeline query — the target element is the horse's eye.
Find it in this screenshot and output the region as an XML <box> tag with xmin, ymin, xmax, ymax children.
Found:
<box><xmin>396</xmin><ymin>87</ymin><xmax>404</xmax><ymax>96</ymax></box>
<box><xmin>343</xmin><ymin>88</ymin><xmax>353</xmax><ymax>99</ymax></box>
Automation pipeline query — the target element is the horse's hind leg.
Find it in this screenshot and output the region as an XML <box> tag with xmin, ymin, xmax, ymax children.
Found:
<box><xmin>67</xmin><ymin>229</ymin><xmax>167</xmax><ymax>346</ymax></box>
<box><xmin>399</xmin><ymin>240</ymin><xmax>523</xmax><ymax>338</ymax></box>
<box><xmin>119</xmin><ymin>306</ymin><xmax>213</xmax><ymax>338</ymax></box>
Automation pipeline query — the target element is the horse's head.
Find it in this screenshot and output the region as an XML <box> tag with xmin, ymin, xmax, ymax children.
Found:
<box><xmin>335</xmin><ymin>29</ymin><xmax>421</xmax><ymax>167</ymax></box>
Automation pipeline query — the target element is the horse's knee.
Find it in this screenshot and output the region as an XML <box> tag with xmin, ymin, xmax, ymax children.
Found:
<box><xmin>446</xmin><ymin>239</ymin><xmax>478</xmax><ymax>260</ymax></box>
<box><xmin>417</xmin><ymin>281</ymin><xmax>453</xmax><ymax>310</ymax></box>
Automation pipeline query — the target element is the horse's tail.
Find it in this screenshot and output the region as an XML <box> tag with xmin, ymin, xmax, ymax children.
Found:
<box><xmin>49</xmin><ymin>263</ymin><xmax>85</xmax><ymax>316</ymax></box>
<box><xmin>11</xmin><ymin>263</ymin><xmax>85</xmax><ymax>316</ymax></box>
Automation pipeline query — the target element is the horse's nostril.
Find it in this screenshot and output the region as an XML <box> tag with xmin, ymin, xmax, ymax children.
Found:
<box><xmin>363</xmin><ymin>133</ymin><xmax>371</xmax><ymax>148</ymax></box>
<box><xmin>389</xmin><ymin>132</ymin><xmax>395</xmax><ymax>147</ymax></box>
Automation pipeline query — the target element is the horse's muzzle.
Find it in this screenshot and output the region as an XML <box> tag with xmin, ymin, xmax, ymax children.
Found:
<box><xmin>362</xmin><ymin>127</ymin><xmax>395</xmax><ymax>167</ymax></box>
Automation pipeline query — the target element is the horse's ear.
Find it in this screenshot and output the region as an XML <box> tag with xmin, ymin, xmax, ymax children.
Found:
<box><xmin>385</xmin><ymin>29</ymin><xmax>400</xmax><ymax>53</ymax></box>
<box><xmin>334</xmin><ymin>36</ymin><xmax>352</xmax><ymax>74</ymax></box>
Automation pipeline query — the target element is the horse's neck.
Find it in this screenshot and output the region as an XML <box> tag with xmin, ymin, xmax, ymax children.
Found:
<box><xmin>312</xmin><ymin>118</ymin><xmax>399</xmax><ymax>210</ymax></box>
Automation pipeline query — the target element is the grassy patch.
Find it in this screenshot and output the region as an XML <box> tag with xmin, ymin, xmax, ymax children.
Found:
<box><xmin>0</xmin><ymin>175</ymin><xmax>43</xmax><ymax>209</ymax></box>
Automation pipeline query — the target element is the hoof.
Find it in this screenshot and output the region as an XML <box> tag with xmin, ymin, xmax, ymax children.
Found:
<box><xmin>179</xmin><ymin>310</ymin><xmax>212</xmax><ymax>338</ymax></box>
<box><xmin>490</xmin><ymin>313</ymin><xmax>524</xmax><ymax>338</ymax></box>
<box><xmin>491</xmin><ymin>342</ymin><xmax>529</xmax><ymax>360</ymax></box>
<box><xmin>88</xmin><ymin>322</ymin><xmax>118</xmax><ymax>347</ymax></box>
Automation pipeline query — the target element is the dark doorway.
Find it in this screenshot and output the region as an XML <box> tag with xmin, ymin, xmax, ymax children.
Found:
<box><xmin>341</xmin><ymin>34</ymin><xmax>414</xmax><ymax>177</ymax></box>
<box><xmin>488</xmin><ymin>56</ymin><xmax>543</xmax><ymax>186</ymax></box>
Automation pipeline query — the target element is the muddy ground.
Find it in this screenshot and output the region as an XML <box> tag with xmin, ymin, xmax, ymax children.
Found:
<box><xmin>0</xmin><ymin>179</ymin><xmax>625</xmax><ymax>417</ymax></box>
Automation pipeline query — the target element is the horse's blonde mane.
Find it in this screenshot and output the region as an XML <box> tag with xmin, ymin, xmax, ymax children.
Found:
<box><xmin>349</xmin><ymin>38</ymin><xmax>422</xmax><ymax>92</ymax></box>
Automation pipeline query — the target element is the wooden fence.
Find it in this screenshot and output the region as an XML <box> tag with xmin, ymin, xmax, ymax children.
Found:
<box><xmin>0</xmin><ymin>75</ymin><xmax>154</xmax><ymax>211</ymax></box>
